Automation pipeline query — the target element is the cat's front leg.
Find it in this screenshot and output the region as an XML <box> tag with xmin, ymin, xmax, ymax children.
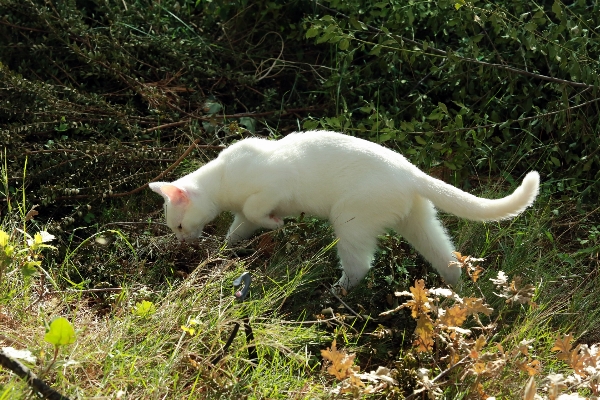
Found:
<box><xmin>226</xmin><ymin>213</ymin><xmax>259</xmax><ymax>246</ymax></box>
<box><xmin>242</xmin><ymin>193</ymin><xmax>284</xmax><ymax>230</ymax></box>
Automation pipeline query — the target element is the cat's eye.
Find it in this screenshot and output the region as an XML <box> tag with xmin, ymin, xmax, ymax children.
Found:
<box><xmin>177</xmin><ymin>224</ymin><xmax>182</xmax><ymax>230</ymax></box>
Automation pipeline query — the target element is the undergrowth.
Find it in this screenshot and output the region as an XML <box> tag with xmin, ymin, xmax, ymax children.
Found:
<box><xmin>1</xmin><ymin>152</ymin><xmax>599</xmax><ymax>398</ymax></box>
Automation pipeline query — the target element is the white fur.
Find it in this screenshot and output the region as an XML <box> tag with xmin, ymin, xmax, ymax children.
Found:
<box><xmin>150</xmin><ymin>130</ymin><xmax>540</xmax><ymax>290</ymax></box>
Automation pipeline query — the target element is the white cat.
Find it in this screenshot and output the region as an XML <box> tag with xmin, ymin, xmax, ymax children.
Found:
<box><xmin>149</xmin><ymin>130</ymin><xmax>539</xmax><ymax>290</ymax></box>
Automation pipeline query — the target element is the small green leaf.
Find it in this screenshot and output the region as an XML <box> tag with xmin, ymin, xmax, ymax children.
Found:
<box><xmin>444</xmin><ymin>161</ymin><xmax>457</xmax><ymax>170</ymax></box>
<box><xmin>239</xmin><ymin>117</ymin><xmax>256</xmax><ymax>133</ymax></box>
<box><xmin>552</xmin><ymin>0</ymin><xmax>562</xmax><ymax>18</ymax></box>
<box><xmin>205</xmin><ymin>102</ymin><xmax>222</xmax><ymax>115</ymax></box>
<box><xmin>369</xmin><ymin>44</ymin><xmax>382</xmax><ymax>56</ymax></box>
<box><xmin>455</xmin><ymin>114</ymin><xmax>463</xmax><ymax>128</ymax></box>
<box><xmin>306</xmin><ymin>27</ymin><xmax>319</xmax><ymax>38</ymax></box>
<box><xmin>438</xmin><ymin>102</ymin><xmax>448</xmax><ymax>115</ymax></box>
<box><xmin>415</xmin><ymin>136</ymin><xmax>427</xmax><ymax>145</ymax></box>
<box><xmin>338</xmin><ymin>38</ymin><xmax>350</xmax><ymax>51</ymax></box>
<box><xmin>302</xmin><ymin>119</ymin><xmax>320</xmax><ymax>130</ymax></box>
<box><xmin>349</xmin><ymin>17</ymin><xmax>367</xmax><ymax>31</ymax></box>
<box><xmin>427</xmin><ymin>111</ymin><xmax>443</xmax><ymax>120</ymax></box>
<box><xmin>133</xmin><ymin>300</ymin><xmax>156</xmax><ymax>317</ymax></box>
<box><xmin>4</xmin><ymin>245</ymin><xmax>14</xmax><ymax>257</ymax></box>
<box><xmin>44</xmin><ymin>317</ymin><xmax>76</xmax><ymax>346</ymax></box>
<box><xmin>84</xmin><ymin>213</ymin><xmax>95</xmax><ymax>223</ymax></box>
<box><xmin>22</xmin><ymin>261</ymin><xmax>40</xmax><ymax>278</ymax></box>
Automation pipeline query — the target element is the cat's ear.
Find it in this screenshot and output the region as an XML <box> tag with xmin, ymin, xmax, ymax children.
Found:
<box><xmin>149</xmin><ymin>182</ymin><xmax>189</xmax><ymax>205</ymax></box>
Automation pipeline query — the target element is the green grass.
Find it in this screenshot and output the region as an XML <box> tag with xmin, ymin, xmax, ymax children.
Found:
<box><xmin>1</xmin><ymin>173</ymin><xmax>598</xmax><ymax>399</ymax></box>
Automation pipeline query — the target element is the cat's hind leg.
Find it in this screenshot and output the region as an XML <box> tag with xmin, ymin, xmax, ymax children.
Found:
<box><xmin>396</xmin><ymin>196</ymin><xmax>461</xmax><ymax>285</ymax></box>
<box><xmin>332</xmin><ymin>223</ymin><xmax>379</xmax><ymax>291</ymax></box>
<box><xmin>226</xmin><ymin>213</ymin><xmax>260</xmax><ymax>246</ymax></box>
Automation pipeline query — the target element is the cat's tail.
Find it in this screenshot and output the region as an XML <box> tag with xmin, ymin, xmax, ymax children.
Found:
<box><xmin>417</xmin><ymin>171</ymin><xmax>540</xmax><ymax>221</ymax></box>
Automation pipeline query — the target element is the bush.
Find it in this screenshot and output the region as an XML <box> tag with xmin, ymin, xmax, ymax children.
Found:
<box><xmin>303</xmin><ymin>0</ymin><xmax>600</xmax><ymax>200</ymax></box>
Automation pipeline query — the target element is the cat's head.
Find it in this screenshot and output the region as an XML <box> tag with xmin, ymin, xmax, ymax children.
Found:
<box><xmin>149</xmin><ymin>181</ymin><xmax>219</xmax><ymax>241</ymax></box>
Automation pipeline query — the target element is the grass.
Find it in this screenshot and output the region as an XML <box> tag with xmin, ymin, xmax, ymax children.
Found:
<box><xmin>1</xmin><ymin>167</ymin><xmax>599</xmax><ymax>399</ymax></box>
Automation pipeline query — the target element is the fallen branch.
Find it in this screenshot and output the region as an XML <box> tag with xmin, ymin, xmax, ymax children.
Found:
<box><xmin>0</xmin><ymin>349</ymin><xmax>70</xmax><ymax>400</ymax></box>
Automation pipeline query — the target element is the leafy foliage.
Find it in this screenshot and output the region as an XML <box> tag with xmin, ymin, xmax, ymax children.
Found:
<box><xmin>304</xmin><ymin>0</ymin><xmax>600</xmax><ymax>199</ymax></box>
<box><xmin>0</xmin><ymin>0</ymin><xmax>599</xmax><ymax>222</ymax></box>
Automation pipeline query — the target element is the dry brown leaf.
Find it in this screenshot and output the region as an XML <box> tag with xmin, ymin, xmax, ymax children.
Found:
<box><xmin>485</xmin><ymin>358</ymin><xmax>507</xmax><ymax>376</ymax></box>
<box><xmin>452</xmin><ymin>251</ymin><xmax>468</xmax><ymax>264</ymax></box>
<box><xmin>475</xmin><ymin>382</ymin><xmax>488</xmax><ymax>399</ymax></box>
<box><xmin>406</xmin><ymin>279</ymin><xmax>430</xmax><ymax>319</ymax></box>
<box><xmin>551</xmin><ymin>334</ymin><xmax>574</xmax><ymax>361</ymax></box>
<box><xmin>451</xmin><ymin>252</ymin><xmax>485</xmax><ymax>283</ymax></box>
<box><xmin>569</xmin><ymin>345</ymin><xmax>592</xmax><ymax>377</ymax></box>
<box><xmin>439</xmin><ymin>304</ymin><xmax>468</xmax><ymax>328</ymax></box>
<box><xmin>506</xmin><ymin>277</ymin><xmax>536</xmax><ymax>306</ymax></box>
<box><xmin>517</xmin><ymin>359</ymin><xmax>541</xmax><ymax>376</ymax></box>
<box><xmin>496</xmin><ymin>343</ymin><xmax>505</xmax><ymax>355</ymax></box>
<box><xmin>469</xmin><ymin>264</ymin><xmax>485</xmax><ymax>282</ymax></box>
<box><xmin>469</xmin><ymin>335</ymin><xmax>487</xmax><ymax>360</ymax></box>
<box><xmin>321</xmin><ymin>339</ymin><xmax>356</xmax><ymax>380</ymax></box>
<box><xmin>474</xmin><ymin>335</ymin><xmax>487</xmax><ymax>352</ymax></box>
<box><xmin>257</xmin><ymin>233</ymin><xmax>276</xmax><ymax>255</ymax></box>
<box><xmin>518</xmin><ymin>339</ymin><xmax>535</xmax><ymax>356</ymax></box>
<box><xmin>490</xmin><ymin>271</ymin><xmax>508</xmax><ymax>287</ymax></box>
<box><xmin>470</xmin><ymin>361</ymin><xmax>487</xmax><ymax>375</ymax></box>
<box><xmin>414</xmin><ymin>314</ymin><xmax>435</xmax><ymax>352</ymax></box>
<box><xmin>25</xmin><ymin>205</ymin><xmax>39</xmax><ymax>222</ymax></box>
<box><xmin>464</xmin><ymin>297</ymin><xmax>494</xmax><ymax>316</ymax></box>
<box><xmin>550</xmin><ymin>335</ymin><xmax>598</xmax><ymax>376</ymax></box>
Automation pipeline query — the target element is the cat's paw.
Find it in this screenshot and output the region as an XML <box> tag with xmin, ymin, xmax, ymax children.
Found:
<box><xmin>330</xmin><ymin>283</ymin><xmax>348</xmax><ymax>297</ymax></box>
<box><xmin>262</xmin><ymin>214</ymin><xmax>284</xmax><ymax>230</ymax></box>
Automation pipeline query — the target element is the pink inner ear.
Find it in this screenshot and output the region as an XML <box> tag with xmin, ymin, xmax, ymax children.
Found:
<box><xmin>160</xmin><ymin>185</ymin><xmax>189</xmax><ymax>205</ymax></box>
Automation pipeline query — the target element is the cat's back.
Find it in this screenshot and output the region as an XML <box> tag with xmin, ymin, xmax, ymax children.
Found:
<box><xmin>276</xmin><ymin>130</ymin><xmax>404</xmax><ymax>163</ymax></box>
<box><xmin>217</xmin><ymin>136</ymin><xmax>276</xmax><ymax>161</ymax></box>
<box><xmin>220</xmin><ymin>131</ymin><xmax>411</xmax><ymax>176</ymax></box>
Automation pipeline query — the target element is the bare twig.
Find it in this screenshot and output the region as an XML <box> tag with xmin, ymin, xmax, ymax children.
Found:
<box><xmin>322</xmin><ymin>284</ymin><xmax>365</xmax><ymax>321</ymax></box>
